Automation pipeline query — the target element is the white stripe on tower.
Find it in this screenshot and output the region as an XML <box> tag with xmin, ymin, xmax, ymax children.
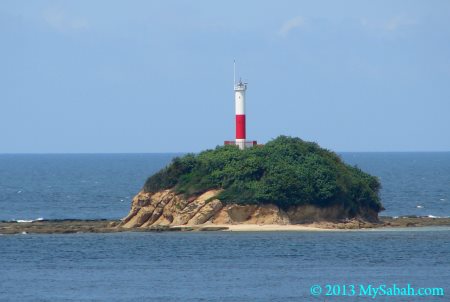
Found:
<box><xmin>235</xmin><ymin>80</ymin><xmax>247</xmax><ymax>150</ymax></box>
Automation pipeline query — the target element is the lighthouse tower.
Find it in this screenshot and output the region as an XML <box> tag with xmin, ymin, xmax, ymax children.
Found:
<box><xmin>235</xmin><ymin>79</ymin><xmax>247</xmax><ymax>150</ymax></box>
<box><xmin>224</xmin><ymin>61</ymin><xmax>257</xmax><ymax>150</ymax></box>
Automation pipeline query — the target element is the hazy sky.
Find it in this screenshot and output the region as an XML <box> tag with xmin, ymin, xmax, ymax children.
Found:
<box><xmin>2</xmin><ymin>1</ymin><xmax>450</xmax><ymax>153</ymax></box>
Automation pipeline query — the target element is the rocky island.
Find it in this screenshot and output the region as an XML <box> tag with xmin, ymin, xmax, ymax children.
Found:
<box><xmin>3</xmin><ymin>136</ymin><xmax>450</xmax><ymax>235</ymax></box>
<box><xmin>121</xmin><ymin>136</ymin><xmax>383</xmax><ymax>228</ymax></box>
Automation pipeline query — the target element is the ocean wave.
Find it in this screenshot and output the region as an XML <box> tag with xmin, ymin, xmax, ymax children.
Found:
<box><xmin>15</xmin><ymin>217</ymin><xmax>44</xmax><ymax>223</ymax></box>
<box><xmin>391</xmin><ymin>215</ymin><xmax>450</xmax><ymax>219</ymax></box>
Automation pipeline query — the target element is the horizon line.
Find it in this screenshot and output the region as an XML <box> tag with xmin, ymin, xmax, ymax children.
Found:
<box><xmin>1</xmin><ymin>150</ymin><xmax>450</xmax><ymax>155</ymax></box>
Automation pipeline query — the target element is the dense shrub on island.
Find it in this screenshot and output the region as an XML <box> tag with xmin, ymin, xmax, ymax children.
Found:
<box><xmin>144</xmin><ymin>136</ymin><xmax>383</xmax><ymax>215</ymax></box>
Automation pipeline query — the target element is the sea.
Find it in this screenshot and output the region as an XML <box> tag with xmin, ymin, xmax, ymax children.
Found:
<box><xmin>1</xmin><ymin>152</ymin><xmax>449</xmax><ymax>301</ymax></box>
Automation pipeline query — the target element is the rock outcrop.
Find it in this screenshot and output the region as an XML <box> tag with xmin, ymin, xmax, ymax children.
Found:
<box><xmin>121</xmin><ymin>189</ymin><xmax>379</xmax><ymax>228</ymax></box>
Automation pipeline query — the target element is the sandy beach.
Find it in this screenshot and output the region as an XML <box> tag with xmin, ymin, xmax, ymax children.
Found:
<box><xmin>199</xmin><ymin>224</ymin><xmax>332</xmax><ymax>232</ymax></box>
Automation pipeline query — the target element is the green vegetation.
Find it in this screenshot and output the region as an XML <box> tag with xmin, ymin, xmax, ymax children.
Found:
<box><xmin>144</xmin><ymin>136</ymin><xmax>383</xmax><ymax>214</ymax></box>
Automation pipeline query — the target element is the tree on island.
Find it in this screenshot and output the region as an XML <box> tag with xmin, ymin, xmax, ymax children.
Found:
<box><xmin>144</xmin><ymin>136</ymin><xmax>383</xmax><ymax>216</ymax></box>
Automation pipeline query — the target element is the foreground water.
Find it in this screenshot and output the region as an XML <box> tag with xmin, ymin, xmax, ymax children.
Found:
<box><xmin>1</xmin><ymin>230</ymin><xmax>449</xmax><ymax>301</ymax></box>
<box><xmin>0</xmin><ymin>152</ymin><xmax>449</xmax><ymax>220</ymax></box>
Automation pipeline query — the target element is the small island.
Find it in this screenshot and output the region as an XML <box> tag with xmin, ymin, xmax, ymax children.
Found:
<box><xmin>121</xmin><ymin>136</ymin><xmax>384</xmax><ymax>228</ymax></box>
<box><xmin>2</xmin><ymin>136</ymin><xmax>450</xmax><ymax>235</ymax></box>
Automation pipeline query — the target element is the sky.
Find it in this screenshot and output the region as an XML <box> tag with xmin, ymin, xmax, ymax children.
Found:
<box><xmin>1</xmin><ymin>0</ymin><xmax>450</xmax><ymax>153</ymax></box>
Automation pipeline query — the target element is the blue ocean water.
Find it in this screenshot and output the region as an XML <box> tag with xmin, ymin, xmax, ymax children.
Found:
<box><xmin>1</xmin><ymin>153</ymin><xmax>450</xmax><ymax>301</ymax></box>
<box><xmin>342</xmin><ymin>152</ymin><xmax>450</xmax><ymax>217</ymax></box>
<box><xmin>1</xmin><ymin>230</ymin><xmax>449</xmax><ymax>301</ymax></box>
<box><xmin>0</xmin><ymin>152</ymin><xmax>449</xmax><ymax>220</ymax></box>
<box><xmin>0</xmin><ymin>154</ymin><xmax>179</xmax><ymax>221</ymax></box>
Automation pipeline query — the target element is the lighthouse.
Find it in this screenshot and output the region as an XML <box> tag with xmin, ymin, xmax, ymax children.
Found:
<box><xmin>224</xmin><ymin>62</ymin><xmax>257</xmax><ymax>150</ymax></box>
<box><xmin>234</xmin><ymin>79</ymin><xmax>247</xmax><ymax>150</ymax></box>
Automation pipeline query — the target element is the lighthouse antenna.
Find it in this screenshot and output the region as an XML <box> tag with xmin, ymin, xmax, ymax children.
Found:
<box><xmin>233</xmin><ymin>59</ymin><xmax>236</xmax><ymax>87</ymax></box>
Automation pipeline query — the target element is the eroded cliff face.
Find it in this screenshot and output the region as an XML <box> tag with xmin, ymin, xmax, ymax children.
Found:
<box><xmin>121</xmin><ymin>189</ymin><xmax>379</xmax><ymax>228</ymax></box>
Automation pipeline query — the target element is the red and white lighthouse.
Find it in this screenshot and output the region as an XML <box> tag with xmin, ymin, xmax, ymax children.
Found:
<box><xmin>234</xmin><ymin>79</ymin><xmax>247</xmax><ymax>150</ymax></box>
<box><xmin>224</xmin><ymin>61</ymin><xmax>257</xmax><ymax>150</ymax></box>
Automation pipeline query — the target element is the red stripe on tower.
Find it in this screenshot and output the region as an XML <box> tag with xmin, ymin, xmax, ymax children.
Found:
<box><xmin>236</xmin><ymin>115</ymin><xmax>246</xmax><ymax>139</ymax></box>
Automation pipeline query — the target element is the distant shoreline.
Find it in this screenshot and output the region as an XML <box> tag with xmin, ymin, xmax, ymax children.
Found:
<box><xmin>1</xmin><ymin>216</ymin><xmax>450</xmax><ymax>235</ymax></box>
